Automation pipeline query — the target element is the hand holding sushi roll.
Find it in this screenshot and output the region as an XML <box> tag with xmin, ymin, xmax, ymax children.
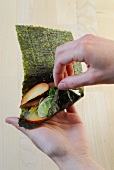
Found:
<box><xmin>54</xmin><ymin>35</ymin><xmax>114</xmax><ymax>89</ymax></box>
<box><xmin>5</xmin><ymin>26</ymin><xmax>105</xmax><ymax>169</ymax></box>
<box><xmin>6</xmin><ymin>105</ymin><xmax>104</xmax><ymax>170</ymax></box>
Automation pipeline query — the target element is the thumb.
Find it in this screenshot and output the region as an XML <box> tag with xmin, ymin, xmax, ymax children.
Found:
<box><xmin>5</xmin><ymin>117</ymin><xmax>30</xmax><ymax>136</ymax></box>
<box><xmin>58</xmin><ymin>69</ymin><xmax>94</xmax><ymax>89</ymax></box>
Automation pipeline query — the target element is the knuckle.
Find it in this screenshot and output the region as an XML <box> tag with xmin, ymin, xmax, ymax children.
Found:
<box><xmin>79</xmin><ymin>35</ymin><xmax>95</xmax><ymax>58</ymax></box>
<box><xmin>79</xmin><ymin>40</ymin><xmax>90</xmax><ymax>53</ymax></box>
<box><xmin>55</xmin><ymin>46</ymin><xmax>60</xmax><ymax>55</ymax></box>
<box><xmin>81</xmin><ymin>34</ymin><xmax>96</xmax><ymax>47</ymax></box>
<box><xmin>55</xmin><ymin>45</ymin><xmax>63</xmax><ymax>56</ymax></box>
<box><xmin>56</xmin><ymin>55</ymin><xmax>61</xmax><ymax>63</ymax></box>
<box><xmin>89</xmin><ymin>70</ymin><xmax>101</xmax><ymax>85</ymax></box>
<box><xmin>83</xmin><ymin>34</ymin><xmax>95</xmax><ymax>40</ymax></box>
<box><xmin>78</xmin><ymin>35</ymin><xmax>96</xmax><ymax>61</ymax></box>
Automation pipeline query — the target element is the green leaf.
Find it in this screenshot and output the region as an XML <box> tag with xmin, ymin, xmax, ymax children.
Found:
<box><xmin>49</xmin><ymin>87</ymin><xmax>56</xmax><ymax>97</ymax></box>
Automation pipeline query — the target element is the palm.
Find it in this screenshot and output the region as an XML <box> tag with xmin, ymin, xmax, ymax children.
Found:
<box><xmin>6</xmin><ymin>106</ymin><xmax>89</xmax><ymax>158</ymax></box>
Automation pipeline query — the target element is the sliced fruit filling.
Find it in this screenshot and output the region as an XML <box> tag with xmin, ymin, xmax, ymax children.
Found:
<box><xmin>25</xmin><ymin>111</ymin><xmax>45</xmax><ymax>123</ymax></box>
<box><xmin>21</xmin><ymin>83</ymin><xmax>49</xmax><ymax>105</ymax></box>
<box><xmin>20</xmin><ymin>82</ymin><xmax>83</xmax><ymax>125</ymax></box>
<box><xmin>21</xmin><ymin>83</ymin><xmax>56</xmax><ymax>123</ymax></box>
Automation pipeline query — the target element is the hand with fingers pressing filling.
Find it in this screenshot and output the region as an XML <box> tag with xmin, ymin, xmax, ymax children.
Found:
<box><xmin>5</xmin><ymin>105</ymin><xmax>105</xmax><ymax>170</ymax></box>
<box><xmin>53</xmin><ymin>34</ymin><xmax>114</xmax><ymax>90</ymax></box>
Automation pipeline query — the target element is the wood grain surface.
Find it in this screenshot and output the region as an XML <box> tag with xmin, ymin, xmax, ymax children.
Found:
<box><xmin>0</xmin><ymin>0</ymin><xmax>114</xmax><ymax>170</ymax></box>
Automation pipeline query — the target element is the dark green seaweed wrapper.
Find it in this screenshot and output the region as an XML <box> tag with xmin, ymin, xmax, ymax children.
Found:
<box><xmin>16</xmin><ymin>25</ymin><xmax>84</xmax><ymax>129</ymax></box>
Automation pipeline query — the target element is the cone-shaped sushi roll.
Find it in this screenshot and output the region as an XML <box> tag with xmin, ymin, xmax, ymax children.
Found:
<box><xmin>16</xmin><ymin>25</ymin><xmax>84</xmax><ymax>129</ymax></box>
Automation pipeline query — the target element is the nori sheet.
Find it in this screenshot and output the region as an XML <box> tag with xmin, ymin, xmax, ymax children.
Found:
<box><xmin>16</xmin><ymin>25</ymin><xmax>84</xmax><ymax>129</ymax></box>
<box><xmin>19</xmin><ymin>89</ymin><xmax>82</xmax><ymax>129</ymax></box>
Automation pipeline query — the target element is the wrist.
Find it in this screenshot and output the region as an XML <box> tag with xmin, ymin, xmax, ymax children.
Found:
<box><xmin>52</xmin><ymin>154</ymin><xmax>105</xmax><ymax>170</ymax></box>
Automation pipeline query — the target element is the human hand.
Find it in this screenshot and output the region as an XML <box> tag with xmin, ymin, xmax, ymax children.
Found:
<box><xmin>53</xmin><ymin>34</ymin><xmax>114</xmax><ymax>89</ymax></box>
<box><xmin>5</xmin><ymin>105</ymin><xmax>104</xmax><ymax>170</ymax></box>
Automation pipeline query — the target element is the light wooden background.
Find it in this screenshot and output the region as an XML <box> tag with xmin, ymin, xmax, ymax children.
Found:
<box><xmin>0</xmin><ymin>0</ymin><xmax>114</xmax><ymax>170</ymax></box>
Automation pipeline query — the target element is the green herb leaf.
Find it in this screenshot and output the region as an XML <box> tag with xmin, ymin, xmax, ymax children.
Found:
<box><xmin>49</xmin><ymin>87</ymin><xmax>56</xmax><ymax>97</ymax></box>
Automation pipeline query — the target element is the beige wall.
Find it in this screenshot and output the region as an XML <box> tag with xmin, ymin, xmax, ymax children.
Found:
<box><xmin>0</xmin><ymin>0</ymin><xmax>114</xmax><ymax>170</ymax></box>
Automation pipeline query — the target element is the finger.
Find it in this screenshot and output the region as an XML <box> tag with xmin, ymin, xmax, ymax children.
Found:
<box><xmin>58</xmin><ymin>69</ymin><xmax>93</xmax><ymax>89</ymax></box>
<box><xmin>66</xmin><ymin>104</ymin><xmax>77</xmax><ymax>113</ymax></box>
<box><xmin>54</xmin><ymin>63</ymin><xmax>66</xmax><ymax>87</ymax></box>
<box><xmin>56</xmin><ymin>40</ymin><xmax>76</xmax><ymax>55</ymax></box>
<box><xmin>64</xmin><ymin>63</ymin><xmax>74</xmax><ymax>78</ymax></box>
<box><xmin>66</xmin><ymin>106</ymin><xmax>83</xmax><ymax>124</ymax></box>
<box><xmin>66</xmin><ymin>63</ymin><xmax>74</xmax><ymax>76</ymax></box>
<box><xmin>53</xmin><ymin>46</ymin><xmax>85</xmax><ymax>86</ymax></box>
<box><xmin>64</xmin><ymin>70</ymin><xmax>68</xmax><ymax>78</ymax></box>
<box><xmin>5</xmin><ymin>117</ymin><xmax>30</xmax><ymax>136</ymax></box>
<box><xmin>55</xmin><ymin>35</ymin><xmax>90</xmax><ymax>56</ymax></box>
<box><xmin>54</xmin><ymin>34</ymin><xmax>94</xmax><ymax>86</ymax></box>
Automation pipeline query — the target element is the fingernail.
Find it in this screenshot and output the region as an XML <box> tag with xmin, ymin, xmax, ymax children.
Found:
<box><xmin>58</xmin><ymin>82</ymin><xmax>67</xmax><ymax>89</ymax></box>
